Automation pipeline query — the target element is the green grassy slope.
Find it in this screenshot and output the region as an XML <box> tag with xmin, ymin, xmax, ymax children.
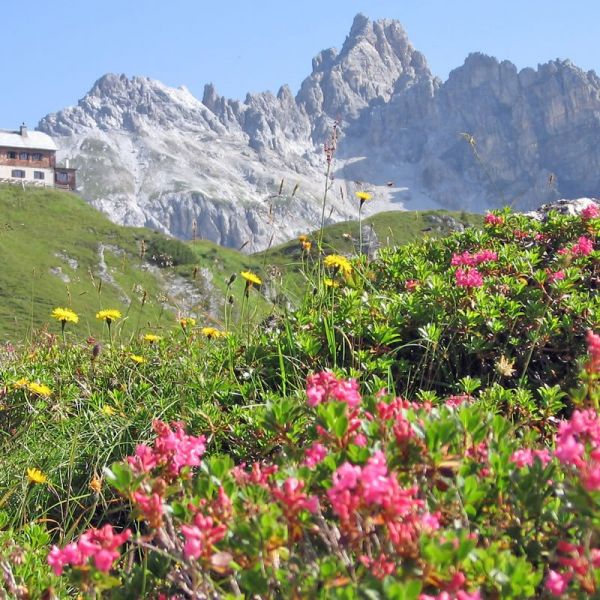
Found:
<box><xmin>0</xmin><ymin>186</ymin><xmax>206</xmax><ymax>340</ymax></box>
<box><xmin>0</xmin><ymin>186</ymin><xmax>481</xmax><ymax>341</ymax></box>
<box><xmin>255</xmin><ymin>210</ymin><xmax>482</xmax><ymax>300</ymax></box>
<box><xmin>259</xmin><ymin>210</ymin><xmax>481</xmax><ymax>264</ymax></box>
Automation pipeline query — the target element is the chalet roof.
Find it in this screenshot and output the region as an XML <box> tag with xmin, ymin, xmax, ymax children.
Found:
<box><xmin>0</xmin><ymin>129</ymin><xmax>57</xmax><ymax>151</ymax></box>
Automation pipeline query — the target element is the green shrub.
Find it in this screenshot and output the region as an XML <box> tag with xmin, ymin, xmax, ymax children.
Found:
<box><xmin>146</xmin><ymin>235</ymin><xmax>197</xmax><ymax>267</ymax></box>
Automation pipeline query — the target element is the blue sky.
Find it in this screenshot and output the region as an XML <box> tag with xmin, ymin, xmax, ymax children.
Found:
<box><xmin>2</xmin><ymin>0</ymin><xmax>599</xmax><ymax>128</ymax></box>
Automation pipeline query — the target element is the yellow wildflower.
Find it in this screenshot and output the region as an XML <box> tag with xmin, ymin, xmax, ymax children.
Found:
<box><xmin>13</xmin><ymin>378</ymin><xmax>29</xmax><ymax>389</ymax></box>
<box><xmin>96</xmin><ymin>309</ymin><xmax>122</xmax><ymax>323</ymax></box>
<box><xmin>201</xmin><ymin>327</ymin><xmax>225</xmax><ymax>339</ymax></box>
<box><xmin>26</xmin><ymin>468</ymin><xmax>48</xmax><ymax>485</ymax></box>
<box><xmin>324</xmin><ymin>277</ymin><xmax>340</xmax><ymax>288</ymax></box>
<box><xmin>323</xmin><ymin>254</ymin><xmax>352</xmax><ymax>278</ymax></box>
<box><xmin>298</xmin><ymin>235</ymin><xmax>308</xmax><ymax>243</ymax></box>
<box><xmin>26</xmin><ymin>382</ymin><xmax>52</xmax><ymax>397</ymax></box>
<box><xmin>143</xmin><ymin>333</ymin><xmax>161</xmax><ymax>343</ymax></box>
<box><xmin>355</xmin><ymin>191</ymin><xmax>372</xmax><ymax>202</ymax></box>
<box><xmin>240</xmin><ymin>271</ymin><xmax>262</xmax><ymax>286</ymax></box>
<box><xmin>101</xmin><ymin>405</ymin><xmax>115</xmax><ymax>416</ymax></box>
<box><xmin>130</xmin><ymin>354</ymin><xmax>146</xmax><ymax>364</ymax></box>
<box><xmin>179</xmin><ymin>317</ymin><xmax>196</xmax><ymax>329</ymax></box>
<box><xmin>302</xmin><ymin>240</ymin><xmax>312</xmax><ymax>252</ymax></box>
<box><xmin>51</xmin><ymin>307</ymin><xmax>79</xmax><ymax>324</ymax></box>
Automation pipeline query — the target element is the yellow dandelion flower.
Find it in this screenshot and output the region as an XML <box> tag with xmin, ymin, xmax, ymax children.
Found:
<box><xmin>302</xmin><ymin>240</ymin><xmax>312</xmax><ymax>252</ymax></box>
<box><xmin>355</xmin><ymin>191</ymin><xmax>372</xmax><ymax>202</ymax></box>
<box><xmin>130</xmin><ymin>354</ymin><xmax>146</xmax><ymax>364</ymax></box>
<box><xmin>298</xmin><ymin>234</ymin><xmax>308</xmax><ymax>243</ymax></box>
<box><xmin>240</xmin><ymin>271</ymin><xmax>262</xmax><ymax>286</ymax></box>
<box><xmin>179</xmin><ymin>317</ymin><xmax>196</xmax><ymax>329</ymax></box>
<box><xmin>324</xmin><ymin>277</ymin><xmax>340</xmax><ymax>288</ymax></box>
<box><xmin>51</xmin><ymin>307</ymin><xmax>79</xmax><ymax>324</ymax></box>
<box><xmin>26</xmin><ymin>382</ymin><xmax>52</xmax><ymax>397</ymax></box>
<box><xmin>143</xmin><ymin>333</ymin><xmax>161</xmax><ymax>343</ymax></box>
<box><xmin>26</xmin><ymin>467</ymin><xmax>48</xmax><ymax>485</ymax></box>
<box><xmin>323</xmin><ymin>254</ymin><xmax>352</xmax><ymax>277</ymax></box>
<box><xmin>13</xmin><ymin>378</ymin><xmax>29</xmax><ymax>389</ymax></box>
<box><xmin>96</xmin><ymin>309</ymin><xmax>122</xmax><ymax>322</ymax></box>
<box><xmin>201</xmin><ymin>327</ymin><xmax>225</xmax><ymax>339</ymax></box>
<box><xmin>101</xmin><ymin>405</ymin><xmax>115</xmax><ymax>416</ymax></box>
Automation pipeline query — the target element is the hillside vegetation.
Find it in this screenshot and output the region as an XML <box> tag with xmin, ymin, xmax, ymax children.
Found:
<box><xmin>0</xmin><ymin>201</ymin><xmax>597</xmax><ymax>598</ymax></box>
<box><xmin>0</xmin><ymin>186</ymin><xmax>265</xmax><ymax>340</ymax></box>
<box><xmin>0</xmin><ymin>186</ymin><xmax>477</xmax><ymax>341</ymax></box>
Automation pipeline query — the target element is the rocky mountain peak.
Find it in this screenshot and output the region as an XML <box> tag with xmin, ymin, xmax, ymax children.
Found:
<box><xmin>296</xmin><ymin>14</ymin><xmax>432</xmax><ymax>123</ymax></box>
<box><xmin>36</xmin><ymin>14</ymin><xmax>600</xmax><ymax>250</ymax></box>
<box><xmin>311</xmin><ymin>48</ymin><xmax>338</xmax><ymax>73</ymax></box>
<box><xmin>88</xmin><ymin>73</ymin><xmax>129</xmax><ymax>97</ymax></box>
<box><xmin>346</xmin><ymin>12</ymin><xmax>370</xmax><ymax>39</ymax></box>
<box><xmin>202</xmin><ymin>82</ymin><xmax>220</xmax><ymax>111</ymax></box>
<box><xmin>40</xmin><ymin>72</ymin><xmax>221</xmax><ymax>136</ymax></box>
<box><xmin>340</xmin><ymin>13</ymin><xmax>410</xmax><ymax>61</ymax></box>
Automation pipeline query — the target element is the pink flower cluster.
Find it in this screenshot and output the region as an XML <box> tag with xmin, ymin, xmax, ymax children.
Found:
<box><xmin>484</xmin><ymin>212</ymin><xmax>504</xmax><ymax>226</ymax></box>
<box><xmin>303</xmin><ymin>441</ymin><xmax>328</xmax><ymax>468</ymax></box>
<box><xmin>127</xmin><ymin>420</ymin><xmax>206</xmax><ymax>478</ymax></box>
<box><xmin>48</xmin><ymin>525</ymin><xmax>131</xmax><ymax>576</ymax></box>
<box><xmin>587</xmin><ymin>330</ymin><xmax>600</xmax><ymax>373</ymax></box>
<box><xmin>376</xmin><ymin>397</ymin><xmax>421</xmax><ymax>446</ymax></box>
<box><xmin>555</xmin><ymin>408</ymin><xmax>600</xmax><ymax>491</ymax></box>
<box><xmin>545</xmin><ymin>569</ymin><xmax>572</xmax><ymax>596</ymax></box>
<box><xmin>546</xmin><ymin>269</ymin><xmax>565</xmax><ymax>284</ymax></box>
<box><xmin>419</xmin><ymin>571</ymin><xmax>481</xmax><ymax>599</ymax></box>
<box><xmin>559</xmin><ymin>236</ymin><xmax>594</xmax><ymax>257</ymax></box>
<box><xmin>271</xmin><ymin>477</ymin><xmax>319</xmax><ymax>519</ymax></box>
<box><xmin>359</xmin><ymin>553</ymin><xmax>396</xmax><ymax>579</ymax></box>
<box><xmin>328</xmin><ymin>451</ymin><xmax>433</xmax><ymax>551</ymax></box>
<box><xmin>451</xmin><ymin>249</ymin><xmax>498</xmax><ymax>267</ymax></box>
<box><xmin>572</xmin><ymin>236</ymin><xmax>594</xmax><ymax>256</ymax></box>
<box><xmin>132</xmin><ymin>491</ymin><xmax>164</xmax><ymax>527</ymax></box>
<box><xmin>444</xmin><ymin>394</ymin><xmax>471</xmax><ymax>409</ymax></box>
<box><xmin>181</xmin><ymin>487</ymin><xmax>232</xmax><ymax>561</ymax></box>
<box><xmin>581</xmin><ymin>203</ymin><xmax>600</xmax><ymax>220</ymax></box>
<box><xmin>452</xmin><ymin>248</ymin><xmax>497</xmax><ymax>288</ymax></box>
<box><xmin>510</xmin><ymin>448</ymin><xmax>552</xmax><ymax>469</ymax></box>
<box><xmin>420</xmin><ymin>571</ymin><xmax>481</xmax><ymax>599</ymax></box>
<box><xmin>181</xmin><ymin>513</ymin><xmax>228</xmax><ymax>561</ymax></box>
<box><xmin>420</xmin><ymin>591</ymin><xmax>481</xmax><ymax>600</ymax></box>
<box><xmin>306</xmin><ymin>371</ymin><xmax>361</xmax><ymax>407</ymax></box>
<box><xmin>376</xmin><ymin>396</ymin><xmax>422</xmax><ymax>420</ymax></box>
<box><xmin>455</xmin><ymin>268</ymin><xmax>484</xmax><ymax>288</ymax></box>
<box><xmin>231</xmin><ymin>461</ymin><xmax>278</xmax><ymax>487</ymax></box>
<box><xmin>545</xmin><ymin>540</ymin><xmax>600</xmax><ymax>596</ymax></box>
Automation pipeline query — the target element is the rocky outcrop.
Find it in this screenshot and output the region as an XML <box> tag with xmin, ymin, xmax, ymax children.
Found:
<box><xmin>296</xmin><ymin>15</ymin><xmax>432</xmax><ymax>137</ymax></box>
<box><xmin>524</xmin><ymin>197</ymin><xmax>599</xmax><ymax>220</ymax></box>
<box><xmin>38</xmin><ymin>14</ymin><xmax>600</xmax><ymax>250</ymax></box>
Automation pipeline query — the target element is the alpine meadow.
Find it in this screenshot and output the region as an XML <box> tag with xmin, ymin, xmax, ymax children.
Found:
<box><xmin>0</xmin><ymin>9</ymin><xmax>599</xmax><ymax>600</ymax></box>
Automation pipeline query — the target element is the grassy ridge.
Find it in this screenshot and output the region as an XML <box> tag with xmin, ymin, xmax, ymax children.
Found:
<box><xmin>0</xmin><ymin>185</ymin><xmax>481</xmax><ymax>341</ymax></box>
<box><xmin>0</xmin><ymin>186</ymin><xmax>172</xmax><ymax>339</ymax></box>
<box><xmin>0</xmin><ymin>186</ymin><xmax>264</xmax><ymax>340</ymax></box>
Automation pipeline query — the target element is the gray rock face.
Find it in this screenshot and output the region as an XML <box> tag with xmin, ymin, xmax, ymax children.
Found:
<box><xmin>38</xmin><ymin>14</ymin><xmax>600</xmax><ymax>250</ymax></box>
<box><xmin>524</xmin><ymin>197</ymin><xmax>599</xmax><ymax>220</ymax></box>
<box><xmin>297</xmin><ymin>15</ymin><xmax>430</xmax><ymax>127</ymax></box>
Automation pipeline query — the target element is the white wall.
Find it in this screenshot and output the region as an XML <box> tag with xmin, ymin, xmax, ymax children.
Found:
<box><xmin>0</xmin><ymin>165</ymin><xmax>55</xmax><ymax>185</ymax></box>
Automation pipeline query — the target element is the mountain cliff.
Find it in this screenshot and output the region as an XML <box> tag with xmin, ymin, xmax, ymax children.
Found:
<box><xmin>39</xmin><ymin>14</ymin><xmax>600</xmax><ymax>250</ymax></box>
